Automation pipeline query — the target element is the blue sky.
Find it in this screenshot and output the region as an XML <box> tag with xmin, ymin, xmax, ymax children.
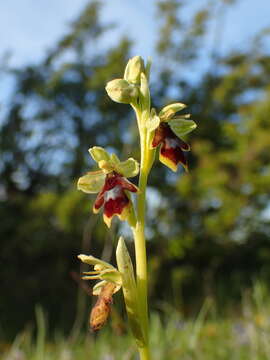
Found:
<box><xmin>0</xmin><ymin>0</ymin><xmax>269</xmax><ymax>67</ymax></box>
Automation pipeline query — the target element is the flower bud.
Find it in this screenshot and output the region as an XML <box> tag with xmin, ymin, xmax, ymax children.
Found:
<box><xmin>105</xmin><ymin>79</ymin><xmax>138</xmax><ymax>104</ymax></box>
<box><xmin>124</xmin><ymin>56</ymin><xmax>145</xmax><ymax>84</ymax></box>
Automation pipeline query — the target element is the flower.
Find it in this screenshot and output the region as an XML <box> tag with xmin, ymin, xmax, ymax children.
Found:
<box><xmin>146</xmin><ymin>103</ymin><xmax>197</xmax><ymax>172</ymax></box>
<box><xmin>78</xmin><ymin>254</ymin><xmax>122</xmax><ymax>295</ymax></box>
<box><xmin>77</xmin><ymin>147</ymin><xmax>139</xmax><ymax>227</ymax></box>
<box><xmin>78</xmin><ymin>254</ymin><xmax>122</xmax><ymax>331</ymax></box>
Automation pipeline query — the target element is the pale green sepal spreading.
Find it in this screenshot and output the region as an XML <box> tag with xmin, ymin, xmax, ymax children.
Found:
<box><xmin>78</xmin><ymin>254</ymin><xmax>115</xmax><ymax>270</ymax></box>
<box><xmin>159</xmin><ymin>102</ymin><xmax>187</xmax><ymax>120</ymax></box>
<box><xmin>169</xmin><ymin>118</ymin><xmax>197</xmax><ymax>138</ymax></box>
<box><xmin>77</xmin><ymin>171</ymin><xmax>105</xmax><ymax>194</ymax></box>
<box><xmin>124</xmin><ymin>56</ymin><xmax>145</xmax><ymax>84</ymax></box>
<box><xmin>105</xmin><ymin>79</ymin><xmax>139</xmax><ymax>104</ymax></box>
<box><xmin>116</xmin><ymin>237</ymin><xmax>145</xmax><ymax>346</ymax></box>
<box><xmin>89</xmin><ymin>146</ymin><xmax>111</xmax><ymax>163</ymax></box>
<box><xmin>115</xmin><ymin>158</ymin><xmax>140</xmax><ymax>178</ymax></box>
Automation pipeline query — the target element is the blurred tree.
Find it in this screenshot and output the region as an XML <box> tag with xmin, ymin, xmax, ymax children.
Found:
<box><xmin>0</xmin><ymin>0</ymin><xmax>134</xmax><ymax>338</ymax></box>
<box><xmin>148</xmin><ymin>0</ymin><xmax>270</xmax><ymax>312</ymax></box>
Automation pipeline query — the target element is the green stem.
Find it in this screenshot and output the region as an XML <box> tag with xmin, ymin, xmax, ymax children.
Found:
<box><xmin>138</xmin><ymin>345</ymin><xmax>151</xmax><ymax>360</ymax></box>
<box><xmin>132</xmin><ymin>164</ymin><xmax>150</xmax><ymax>359</ymax></box>
<box><xmin>130</xmin><ymin>81</ymin><xmax>153</xmax><ymax>359</ymax></box>
<box><xmin>133</xmin><ymin>110</ymin><xmax>152</xmax><ymax>359</ymax></box>
<box><xmin>135</xmin><ymin>163</ymin><xmax>149</xmax><ymax>333</ymax></box>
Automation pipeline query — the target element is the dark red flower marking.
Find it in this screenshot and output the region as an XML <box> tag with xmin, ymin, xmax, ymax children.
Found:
<box><xmin>152</xmin><ymin>122</ymin><xmax>190</xmax><ymax>172</ymax></box>
<box><xmin>93</xmin><ymin>172</ymin><xmax>138</xmax><ymax>227</ymax></box>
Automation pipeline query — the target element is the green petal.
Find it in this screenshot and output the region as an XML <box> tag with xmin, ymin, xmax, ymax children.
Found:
<box><xmin>89</xmin><ymin>146</ymin><xmax>111</xmax><ymax>163</ymax></box>
<box><xmin>77</xmin><ymin>171</ymin><xmax>105</xmax><ymax>194</ymax></box>
<box><xmin>159</xmin><ymin>102</ymin><xmax>187</xmax><ymax>120</ymax></box>
<box><xmin>169</xmin><ymin>118</ymin><xmax>197</xmax><ymax>138</ymax></box>
<box><xmin>115</xmin><ymin>158</ymin><xmax>139</xmax><ymax>178</ymax></box>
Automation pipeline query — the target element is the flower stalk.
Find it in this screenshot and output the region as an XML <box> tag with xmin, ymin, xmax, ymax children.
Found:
<box><xmin>76</xmin><ymin>55</ymin><xmax>197</xmax><ymax>360</ymax></box>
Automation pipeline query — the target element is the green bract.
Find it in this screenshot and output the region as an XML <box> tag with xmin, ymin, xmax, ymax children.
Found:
<box><xmin>116</xmin><ymin>237</ymin><xmax>144</xmax><ymax>345</ymax></box>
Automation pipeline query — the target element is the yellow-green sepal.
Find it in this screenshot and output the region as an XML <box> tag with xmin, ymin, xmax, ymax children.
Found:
<box><xmin>116</xmin><ymin>237</ymin><xmax>145</xmax><ymax>346</ymax></box>
<box><xmin>159</xmin><ymin>102</ymin><xmax>187</xmax><ymax>120</ymax></box>
<box><xmin>169</xmin><ymin>118</ymin><xmax>197</xmax><ymax>138</ymax></box>
<box><xmin>77</xmin><ymin>171</ymin><xmax>105</xmax><ymax>194</ymax></box>
<box><xmin>89</xmin><ymin>146</ymin><xmax>111</xmax><ymax>163</ymax></box>
<box><xmin>115</xmin><ymin>158</ymin><xmax>139</xmax><ymax>178</ymax></box>
<box><xmin>78</xmin><ymin>254</ymin><xmax>115</xmax><ymax>269</ymax></box>
<box><xmin>110</xmin><ymin>153</ymin><xmax>121</xmax><ymax>164</ymax></box>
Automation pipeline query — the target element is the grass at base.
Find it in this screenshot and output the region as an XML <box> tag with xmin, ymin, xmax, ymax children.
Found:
<box><xmin>2</xmin><ymin>282</ymin><xmax>270</xmax><ymax>360</ymax></box>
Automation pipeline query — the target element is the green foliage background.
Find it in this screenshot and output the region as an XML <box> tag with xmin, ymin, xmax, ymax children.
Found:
<box><xmin>1</xmin><ymin>0</ymin><xmax>270</xmax><ymax>340</ymax></box>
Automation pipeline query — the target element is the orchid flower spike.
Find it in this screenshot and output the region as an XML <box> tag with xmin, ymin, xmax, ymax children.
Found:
<box><xmin>77</xmin><ymin>147</ymin><xmax>139</xmax><ymax>227</ymax></box>
<box><xmin>146</xmin><ymin>103</ymin><xmax>197</xmax><ymax>172</ymax></box>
